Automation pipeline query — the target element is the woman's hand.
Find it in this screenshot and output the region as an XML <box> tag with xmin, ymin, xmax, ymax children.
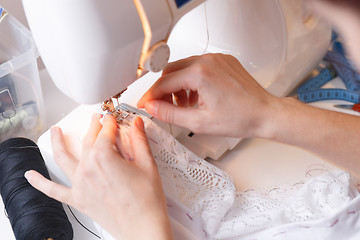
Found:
<box><xmin>25</xmin><ymin>114</ymin><xmax>173</xmax><ymax>240</ymax></box>
<box><xmin>138</xmin><ymin>53</ymin><xmax>278</xmax><ymax>138</ymax></box>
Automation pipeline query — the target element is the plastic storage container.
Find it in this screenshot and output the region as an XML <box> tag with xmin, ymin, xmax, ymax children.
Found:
<box><xmin>0</xmin><ymin>7</ymin><xmax>45</xmax><ymax>142</ymax></box>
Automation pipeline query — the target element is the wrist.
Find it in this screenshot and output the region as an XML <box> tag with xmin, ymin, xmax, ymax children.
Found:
<box><xmin>254</xmin><ymin>96</ymin><xmax>298</xmax><ymax>140</ymax></box>
<box><xmin>112</xmin><ymin>208</ymin><xmax>173</xmax><ymax>240</ymax></box>
<box><xmin>138</xmin><ymin>212</ymin><xmax>173</xmax><ymax>240</ymax></box>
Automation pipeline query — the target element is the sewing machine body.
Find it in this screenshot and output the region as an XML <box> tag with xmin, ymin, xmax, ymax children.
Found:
<box><xmin>22</xmin><ymin>0</ymin><xmax>331</xmax><ymax>104</ymax></box>
<box><xmin>22</xmin><ymin>0</ymin><xmax>205</xmax><ymax>103</ymax></box>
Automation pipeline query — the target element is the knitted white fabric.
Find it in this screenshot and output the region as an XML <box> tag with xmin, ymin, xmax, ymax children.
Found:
<box><xmin>101</xmin><ymin>114</ymin><xmax>360</xmax><ymax>240</ymax></box>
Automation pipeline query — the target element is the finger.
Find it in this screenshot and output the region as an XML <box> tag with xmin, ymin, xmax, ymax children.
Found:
<box><xmin>25</xmin><ymin>170</ymin><xmax>72</xmax><ymax>205</ymax></box>
<box><xmin>189</xmin><ymin>90</ymin><xmax>199</xmax><ymax>107</ymax></box>
<box><xmin>51</xmin><ymin>126</ymin><xmax>77</xmax><ymax>179</ymax></box>
<box><xmin>161</xmin><ymin>94</ymin><xmax>174</xmax><ymax>105</ymax></box>
<box><xmin>173</xmin><ymin>90</ymin><xmax>189</xmax><ymax>107</ymax></box>
<box><xmin>114</xmin><ymin>125</ymin><xmax>132</xmax><ymax>161</ymax></box>
<box><xmin>162</xmin><ymin>55</ymin><xmax>199</xmax><ymax>75</ymax></box>
<box><xmin>130</xmin><ymin>117</ymin><xmax>156</xmax><ymax>171</ymax></box>
<box><xmin>137</xmin><ymin>68</ymin><xmax>199</xmax><ymax>108</ymax></box>
<box><xmin>96</xmin><ymin>114</ymin><xmax>118</xmax><ymax>146</ymax></box>
<box><xmin>82</xmin><ymin>113</ymin><xmax>103</xmax><ymax>150</ymax></box>
<box><xmin>145</xmin><ymin>100</ymin><xmax>202</xmax><ymax>128</ymax></box>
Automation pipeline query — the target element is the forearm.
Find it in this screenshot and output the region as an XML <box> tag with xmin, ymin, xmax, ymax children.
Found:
<box><xmin>260</xmin><ymin>97</ymin><xmax>360</xmax><ymax>178</ymax></box>
<box><xmin>257</xmin><ymin>0</ymin><xmax>360</xmax><ymax>177</ymax></box>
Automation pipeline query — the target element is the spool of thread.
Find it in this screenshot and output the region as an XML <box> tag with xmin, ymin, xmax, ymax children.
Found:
<box><xmin>0</xmin><ymin>138</ymin><xmax>73</xmax><ymax>240</ymax></box>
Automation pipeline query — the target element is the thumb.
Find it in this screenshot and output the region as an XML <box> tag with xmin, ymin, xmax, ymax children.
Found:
<box><xmin>145</xmin><ymin>100</ymin><xmax>199</xmax><ymax>128</ymax></box>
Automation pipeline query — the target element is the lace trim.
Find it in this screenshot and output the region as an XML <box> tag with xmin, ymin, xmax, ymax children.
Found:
<box><xmin>117</xmin><ymin>114</ymin><xmax>360</xmax><ymax>239</ymax></box>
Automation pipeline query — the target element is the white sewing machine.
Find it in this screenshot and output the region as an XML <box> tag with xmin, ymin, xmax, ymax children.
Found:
<box><xmin>21</xmin><ymin>0</ymin><xmax>332</xmax><ymax>239</ymax></box>
<box><xmin>23</xmin><ymin>0</ymin><xmax>331</xmax><ymax>160</ymax></box>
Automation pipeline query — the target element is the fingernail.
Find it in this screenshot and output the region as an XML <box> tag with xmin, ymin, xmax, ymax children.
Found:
<box><xmin>145</xmin><ymin>102</ymin><xmax>157</xmax><ymax>116</ymax></box>
<box><xmin>126</xmin><ymin>153</ymin><xmax>134</xmax><ymax>162</ymax></box>
<box><xmin>24</xmin><ymin>171</ymin><xmax>32</xmax><ymax>181</ymax></box>
<box><xmin>92</xmin><ymin>113</ymin><xmax>102</xmax><ymax>119</ymax></box>
<box><xmin>136</xmin><ymin>100</ymin><xmax>143</xmax><ymax>108</ymax></box>
<box><xmin>103</xmin><ymin>113</ymin><xmax>113</xmax><ymax>122</ymax></box>
<box><xmin>106</xmin><ymin>113</ymin><xmax>115</xmax><ymax>118</ymax></box>
<box><xmin>135</xmin><ymin>117</ymin><xmax>144</xmax><ymax>131</ymax></box>
<box><xmin>50</xmin><ymin>126</ymin><xmax>58</xmax><ymax>135</ymax></box>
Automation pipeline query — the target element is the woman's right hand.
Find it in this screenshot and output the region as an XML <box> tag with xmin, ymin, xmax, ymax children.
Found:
<box><xmin>138</xmin><ymin>54</ymin><xmax>278</xmax><ymax>139</ymax></box>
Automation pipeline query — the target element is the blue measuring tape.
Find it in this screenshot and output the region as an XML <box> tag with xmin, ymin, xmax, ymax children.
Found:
<box><xmin>298</xmin><ymin>88</ymin><xmax>360</xmax><ymax>103</ymax></box>
<box><xmin>324</xmin><ymin>51</ymin><xmax>360</xmax><ymax>91</ymax></box>
<box><xmin>297</xmin><ymin>65</ymin><xmax>336</xmax><ymax>93</ymax></box>
<box><xmin>297</xmin><ymin>39</ymin><xmax>360</xmax><ymax>103</ymax></box>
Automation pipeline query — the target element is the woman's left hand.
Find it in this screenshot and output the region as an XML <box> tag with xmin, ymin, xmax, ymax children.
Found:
<box><xmin>25</xmin><ymin>114</ymin><xmax>173</xmax><ymax>240</ymax></box>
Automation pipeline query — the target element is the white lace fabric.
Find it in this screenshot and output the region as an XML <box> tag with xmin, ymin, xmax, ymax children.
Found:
<box><xmin>108</xmin><ymin>114</ymin><xmax>360</xmax><ymax>239</ymax></box>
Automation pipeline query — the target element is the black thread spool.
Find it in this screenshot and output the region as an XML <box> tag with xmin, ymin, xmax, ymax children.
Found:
<box><xmin>0</xmin><ymin>138</ymin><xmax>73</xmax><ymax>240</ymax></box>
